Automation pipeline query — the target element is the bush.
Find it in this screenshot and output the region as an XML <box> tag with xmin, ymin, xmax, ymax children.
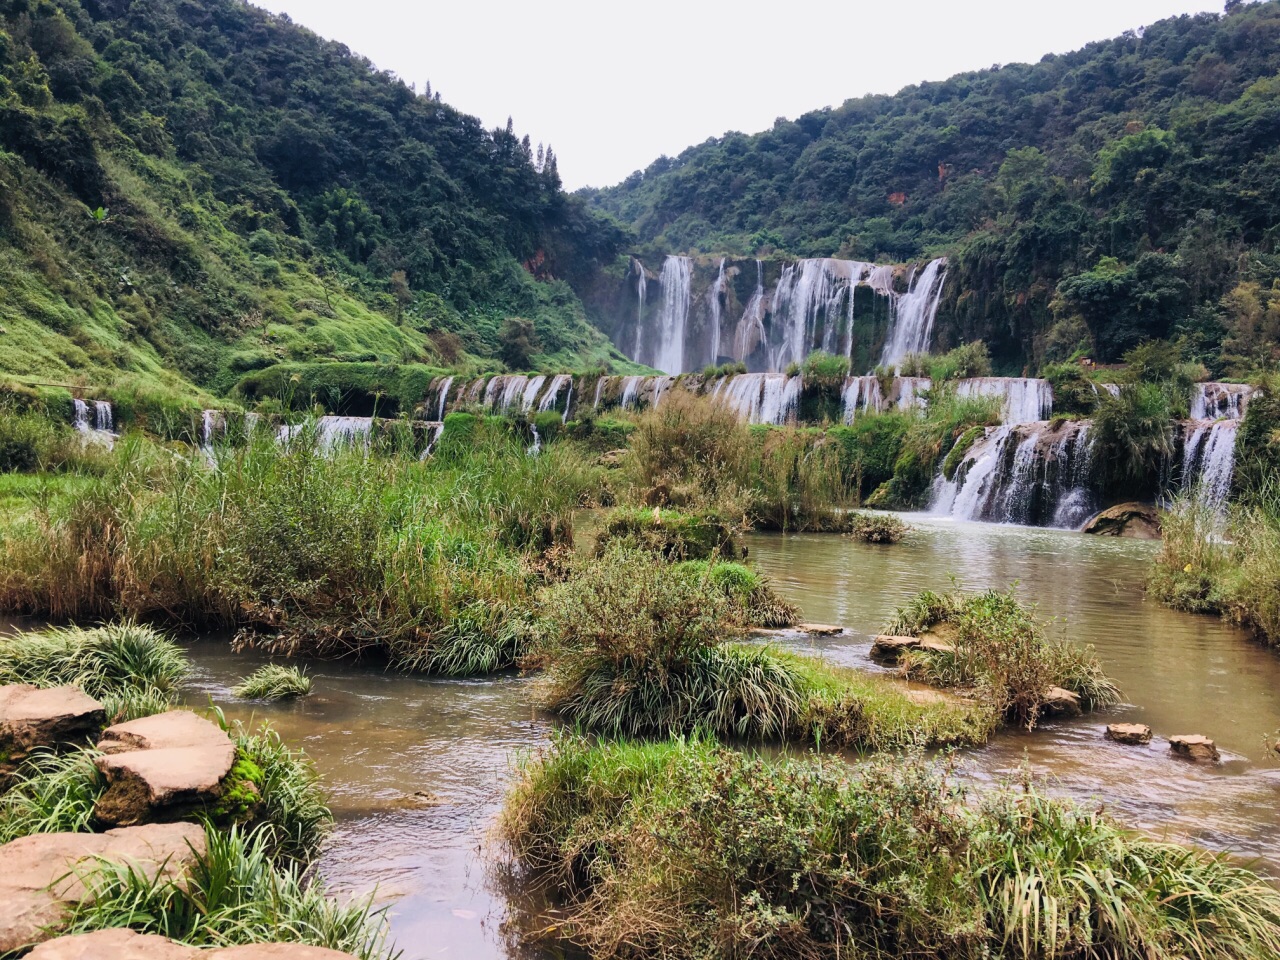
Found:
<box><xmin>1042</xmin><ymin>362</ymin><xmax>1100</xmax><ymax>415</ymax></box>
<box><xmin>676</xmin><ymin>559</ymin><xmax>799</xmax><ymax>628</ymax></box>
<box><xmin>232</xmin><ymin>664</ymin><xmax>312</xmax><ymax>701</ymax></box>
<box><xmin>926</xmin><ymin>339</ymin><xmax>993</xmax><ymax>381</ymax></box>
<box><xmin>626</xmin><ymin>389</ymin><xmax>752</xmax><ymax>502</ymax></box>
<box><xmin>1092</xmin><ymin>382</ymin><xmax>1175</xmax><ymax>493</ymax></box>
<box><xmin>595</xmin><ymin>505</ymin><xmax>742</xmax><ymax>560</ymax></box>
<box><xmin>887</xmin><ymin>587</ymin><xmax>1120</xmax><ymax>727</ymax></box>
<box><xmin>502</xmin><ymin>738</ymin><xmax>1280</xmax><ymax>960</ymax></box>
<box><xmin>848</xmin><ymin>510</ymin><xmax>909</xmax><ymax>543</ymax></box>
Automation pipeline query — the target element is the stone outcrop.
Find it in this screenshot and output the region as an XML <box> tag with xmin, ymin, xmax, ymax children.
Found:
<box><xmin>1105</xmin><ymin>722</ymin><xmax>1153</xmax><ymax>745</ymax></box>
<box><xmin>797</xmin><ymin>623</ymin><xmax>844</xmax><ymax>636</ymax></box>
<box><xmin>1169</xmin><ymin>734</ymin><xmax>1220</xmax><ymax>762</ymax></box>
<box><xmin>0</xmin><ymin>685</ymin><xmax>106</xmax><ymax>781</ymax></box>
<box><xmin>870</xmin><ymin>635</ymin><xmax>920</xmax><ymax>661</ymax></box>
<box><xmin>1040</xmin><ymin>686</ymin><xmax>1082</xmax><ymax>717</ymax></box>
<box><xmin>0</xmin><ymin>822</ymin><xmax>205</xmax><ymax>953</ymax></box>
<box><xmin>27</xmin><ymin>929</ymin><xmax>359</xmax><ymax>959</ymax></box>
<box><xmin>1083</xmin><ymin>502</ymin><xmax>1162</xmax><ymax>540</ymax></box>
<box><xmin>94</xmin><ymin>711</ymin><xmax>236</xmax><ymax>827</ymax></box>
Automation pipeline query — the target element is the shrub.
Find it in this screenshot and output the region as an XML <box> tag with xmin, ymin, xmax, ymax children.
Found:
<box><xmin>232</xmin><ymin>664</ymin><xmax>312</xmax><ymax>701</ymax></box>
<box><xmin>1092</xmin><ymin>382</ymin><xmax>1174</xmax><ymax>494</ymax></box>
<box><xmin>676</xmin><ymin>559</ymin><xmax>799</xmax><ymax>628</ymax></box>
<box><xmin>1042</xmin><ymin>362</ymin><xmax>1100</xmax><ymax>415</ymax></box>
<box><xmin>502</xmin><ymin>738</ymin><xmax>1280</xmax><ymax>960</ymax></box>
<box><xmin>927</xmin><ymin>339</ymin><xmax>993</xmax><ymax>381</ymax></box>
<box><xmin>847</xmin><ymin>510</ymin><xmax>909</xmax><ymax>543</ymax></box>
<box><xmin>627</xmin><ymin>389</ymin><xmax>752</xmax><ymax>501</ymax></box>
<box><xmin>595</xmin><ymin>505</ymin><xmax>742</xmax><ymax>560</ymax></box>
<box><xmin>801</xmin><ymin>350</ymin><xmax>848</xmax><ymax>384</ymax></box>
<box><xmin>887</xmin><ymin>587</ymin><xmax>1120</xmax><ymax>727</ymax></box>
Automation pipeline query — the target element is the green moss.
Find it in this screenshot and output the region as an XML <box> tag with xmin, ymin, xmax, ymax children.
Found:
<box><xmin>212</xmin><ymin>755</ymin><xmax>265</xmax><ymax>824</ymax></box>
<box><xmin>942</xmin><ymin>425</ymin><xmax>985</xmax><ymax>480</ymax></box>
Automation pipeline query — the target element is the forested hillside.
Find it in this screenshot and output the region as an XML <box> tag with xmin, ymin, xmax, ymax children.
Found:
<box><xmin>583</xmin><ymin>1</ymin><xmax>1280</xmax><ymax>374</ymax></box>
<box><xmin>0</xmin><ymin>0</ymin><xmax>630</xmax><ymax>412</ymax></box>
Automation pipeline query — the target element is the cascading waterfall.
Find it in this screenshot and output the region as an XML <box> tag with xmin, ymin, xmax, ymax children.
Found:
<box><xmin>1181</xmin><ymin>419</ymin><xmax>1239</xmax><ymax>512</ymax></box>
<box><xmin>770</xmin><ymin>259</ymin><xmax>865</xmax><ymax>371</ymax></box>
<box><xmin>841</xmin><ymin>376</ymin><xmax>883</xmax><ymax>422</ymax></box>
<box><xmin>707</xmin><ymin>259</ymin><xmax>725</xmax><ymax>367</ymax></box>
<box><xmin>709</xmin><ymin>373</ymin><xmax>802</xmax><ymax>425</ymax></box>
<box><xmin>73</xmin><ymin>399</ymin><xmax>116</xmax><ymax>441</ymax></box>
<box><xmin>955</xmin><ymin>378</ymin><xmax>1053</xmax><ymax>424</ymax></box>
<box><xmin>891</xmin><ymin>377</ymin><xmax>932</xmax><ymax>411</ymax></box>
<box><xmin>652</xmin><ymin>256</ymin><xmax>692</xmax><ymax>375</ymax></box>
<box><xmin>521</xmin><ymin>375</ymin><xmax>547</xmax><ymax>412</ymax></box>
<box><xmin>1191</xmin><ymin>383</ymin><xmax>1253</xmax><ymax>421</ymax></box>
<box><xmin>279</xmin><ymin>416</ymin><xmax>373</xmax><ymax>448</ymax></box>
<box><xmin>632</xmin><ymin>258</ymin><xmax>646</xmax><ymax>360</ymax></box>
<box><xmin>435</xmin><ymin>376</ymin><xmax>454</xmax><ymax>421</ymax></box>
<box><xmin>619</xmin><ymin>376</ymin><xmax>644</xmax><ymax>410</ymax></box>
<box><xmin>93</xmin><ymin>401</ymin><xmax>113</xmax><ymax>432</ymax></box>
<box><xmin>72</xmin><ymin>398</ymin><xmax>90</xmax><ymax>431</ymax></box>
<box><xmin>734</xmin><ymin>260</ymin><xmax>767</xmax><ymax>363</ymax></box>
<box><xmin>592</xmin><ymin>377</ymin><xmax>608</xmax><ymax>410</ymax></box>
<box><xmin>880</xmin><ymin>258</ymin><xmax>948</xmax><ymax>369</ymax></box>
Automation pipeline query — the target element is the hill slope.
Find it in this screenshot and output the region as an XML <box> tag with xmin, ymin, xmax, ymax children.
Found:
<box><xmin>583</xmin><ymin>1</ymin><xmax>1280</xmax><ymax>373</ymax></box>
<box><xmin>0</xmin><ymin>0</ymin><xmax>631</xmax><ymax>412</ymax></box>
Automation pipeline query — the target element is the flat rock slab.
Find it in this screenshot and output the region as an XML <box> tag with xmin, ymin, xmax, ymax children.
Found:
<box><xmin>1170</xmin><ymin>734</ymin><xmax>1220</xmax><ymax>762</ymax></box>
<box><xmin>0</xmin><ymin>822</ymin><xmax>205</xmax><ymax>953</ymax></box>
<box><xmin>918</xmin><ymin>639</ymin><xmax>957</xmax><ymax>655</ymax></box>
<box><xmin>870</xmin><ymin>635</ymin><xmax>920</xmax><ymax>660</ymax></box>
<box><xmin>1106</xmin><ymin>722</ymin><xmax>1153</xmax><ymax>745</ymax></box>
<box><xmin>0</xmin><ymin>685</ymin><xmax>105</xmax><ymax>775</ymax></box>
<box><xmin>28</xmin><ymin>929</ymin><xmax>358</xmax><ymax>959</ymax></box>
<box><xmin>94</xmin><ymin>711</ymin><xmax>236</xmax><ymax>827</ymax></box>
<box><xmin>797</xmin><ymin>623</ymin><xmax>845</xmax><ymax>636</ymax></box>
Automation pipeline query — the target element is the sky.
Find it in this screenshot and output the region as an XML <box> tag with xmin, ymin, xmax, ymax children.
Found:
<box><xmin>257</xmin><ymin>0</ymin><xmax>1226</xmax><ymax>190</ymax></box>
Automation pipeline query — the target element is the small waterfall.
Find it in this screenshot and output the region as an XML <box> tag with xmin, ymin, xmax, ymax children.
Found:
<box><xmin>710</xmin><ymin>374</ymin><xmax>801</xmax><ymax>425</ymax></box>
<box><xmin>758</xmin><ymin>375</ymin><xmax>802</xmax><ymax>425</ymax></box>
<box><xmin>528</xmin><ymin>423</ymin><xmax>542</xmax><ymax>456</ymax></box>
<box><xmin>592</xmin><ymin>376</ymin><xmax>609</xmax><ymax>410</ymax></box>
<box><xmin>537</xmin><ymin>375</ymin><xmax>571</xmax><ymax>414</ymax></box>
<box><xmin>422</xmin><ymin>422</ymin><xmax>445</xmax><ymax>459</ymax></box>
<box><xmin>955</xmin><ymin>377</ymin><xmax>1053</xmax><ymax>424</ymax></box>
<box><xmin>1181</xmin><ymin>419</ymin><xmax>1238</xmax><ymax>511</ymax></box>
<box><xmin>465</xmin><ymin>378</ymin><xmax>488</xmax><ymax>404</ymax></box>
<box><xmin>619</xmin><ymin>376</ymin><xmax>644</xmax><ymax>410</ymax></box>
<box><xmin>435</xmin><ymin>376</ymin><xmax>454</xmax><ymax>421</ymax></box>
<box><xmin>713</xmin><ymin>374</ymin><xmax>764</xmax><ymax>422</ymax></box>
<box><xmin>93</xmin><ymin>401</ymin><xmax>114</xmax><ymax>432</ymax></box>
<box><xmin>632</xmin><ymin>258</ymin><xmax>646</xmax><ymax>360</ymax></box>
<box><xmin>72</xmin><ymin>399</ymin><xmax>90</xmax><ymax>431</ymax></box>
<box><xmin>891</xmin><ymin>377</ymin><xmax>932</xmax><ymax>410</ymax></box>
<box><xmin>880</xmin><ymin>258</ymin><xmax>947</xmax><ymax>369</ymax></box>
<box><xmin>653</xmin><ymin>255</ymin><xmax>692</xmax><ymax>374</ymax></box>
<box><xmin>521</xmin><ymin>375</ymin><xmax>547</xmax><ymax>412</ymax></box>
<box><xmin>1049</xmin><ymin>423</ymin><xmax>1097</xmax><ymax>528</ymax></box>
<box><xmin>1190</xmin><ymin>383</ymin><xmax>1253</xmax><ymax>421</ymax></box>
<box><xmin>561</xmin><ymin>379</ymin><xmax>573</xmax><ymax>423</ymax></box>
<box><xmin>280</xmin><ymin>416</ymin><xmax>373</xmax><ymax>448</ymax></box>
<box><xmin>841</xmin><ymin>376</ymin><xmax>884</xmax><ymax>422</ymax></box>
<box><xmin>201</xmin><ymin>410</ymin><xmax>218</xmax><ymax>446</ymax></box>
<box><xmin>734</xmin><ymin>260</ymin><xmax>767</xmax><ymax>363</ymax></box>
<box><xmin>73</xmin><ymin>399</ymin><xmax>115</xmax><ymax>441</ymax></box>
<box><xmin>707</xmin><ymin>258</ymin><xmax>726</xmax><ymax>367</ymax></box>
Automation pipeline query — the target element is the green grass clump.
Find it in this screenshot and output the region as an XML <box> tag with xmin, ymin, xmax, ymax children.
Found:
<box><xmin>232</xmin><ymin>664</ymin><xmax>313</xmax><ymax>701</ymax></box>
<box><xmin>887</xmin><ymin>587</ymin><xmax>1120</xmax><ymax>727</ymax></box>
<box><xmin>0</xmin><ymin>622</ymin><xmax>188</xmax><ymax>721</ymax></box>
<box><xmin>676</xmin><ymin>559</ymin><xmax>800</xmax><ymax>628</ymax></box>
<box><xmin>64</xmin><ymin>825</ymin><xmax>396</xmax><ymax>960</ymax></box>
<box><xmin>0</xmin><ymin>746</ymin><xmax>104</xmax><ymax>842</ymax></box>
<box><xmin>502</xmin><ymin>736</ymin><xmax>1280</xmax><ymax>960</ymax></box>
<box><xmin>847</xmin><ymin>510</ymin><xmax>909</xmax><ymax>543</ymax></box>
<box><xmin>595</xmin><ymin>505</ymin><xmax>742</xmax><ymax>560</ymax></box>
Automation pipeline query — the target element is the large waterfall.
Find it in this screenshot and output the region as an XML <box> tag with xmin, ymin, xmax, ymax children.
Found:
<box><xmin>879</xmin><ymin>258</ymin><xmax>948</xmax><ymax>369</ymax></box>
<box><xmin>1180</xmin><ymin>419</ymin><xmax>1239</xmax><ymax>511</ymax></box>
<box><xmin>707</xmin><ymin>259</ymin><xmax>725</xmax><ymax>368</ymax></box>
<box><xmin>640</xmin><ymin>255</ymin><xmax>692</xmax><ymax>375</ymax></box>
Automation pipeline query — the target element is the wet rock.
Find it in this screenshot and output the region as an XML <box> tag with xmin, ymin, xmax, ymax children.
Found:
<box><xmin>94</xmin><ymin>710</ymin><xmax>236</xmax><ymax>827</ymax></box>
<box><xmin>1169</xmin><ymin>734</ymin><xmax>1220</xmax><ymax>762</ymax></box>
<box><xmin>0</xmin><ymin>684</ymin><xmax>106</xmax><ymax>781</ymax></box>
<box><xmin>1105</xmin><ymin>722</ymin><xmax>1152</xmax><ymax>745</ymax></box>
<box><xmin>0</xmin><ymin>822</ymin><xmax>205</xmax><ymax>953</ymax></box>
<box><xmin>1083</xmin><ymin>502</ymin><xmax>1162</xmax><ymax>540</ymax></box>
<box><xmin>1041</xmin><ymin>686</ymin><xmax>1082</xmax><ymax>717</ymax></box>
<box><xmin>798</xmin><ymin>623</ymin><xmax>845</xmax><ymax>636</ymax></box>
<box><xmin>27</xmin><ymin>928</ymin><xmax>358</xmax><ymax>959</ymax></box>
<box><xmin>870</xmin><ymin>635</ymin><xmax>921</xmax><ymax>660</ymax></box>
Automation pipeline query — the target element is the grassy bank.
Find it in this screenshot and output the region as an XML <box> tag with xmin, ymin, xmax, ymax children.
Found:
<box><xmin>502</xmin><ymin>736</ymin><xmax>1280</xmax><ymax>960</ymax></box>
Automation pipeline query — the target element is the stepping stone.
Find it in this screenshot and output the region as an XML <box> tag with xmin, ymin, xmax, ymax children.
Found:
<box><xmin>1169</xmin><ymin>734</ymin><xmax>1220</xmax><ymax>762</ymax></box>
<box><xmin>0</xmin><ymin>685</ymin><xmax>105</xmax><ymax>781</ymax></box>
<box><xmin>0</xmin><ymin>822</ymin><xmax>205</xmax><ymax>953</ymax></box>
<box><xmin>1040</xmin><ymin>686</ymin><xmax>1082</xmax><ymax>718</ymax></box>
<box><xmin>27</xmin><ymin>928</ymin><xmax>359</xmax><ymax>959</ymax></box>
<box><xmin>797</xmin><ymin>623</ymin><xmax>845</xmax><ymax>636</ymax></box>
<box><xmin>870</xmin><ymin>635</ymin><xmax>920</xmax><ymax>660</ymax></box>
<box><xmin>1105</xmin><ymin>723</ymin><xmax>1152</xmax><ymax>745</ymax></box>
<box><xmin>94</xmin><ymin>711</ymin><xmax>236</xmax><ymax>827</ymax></box>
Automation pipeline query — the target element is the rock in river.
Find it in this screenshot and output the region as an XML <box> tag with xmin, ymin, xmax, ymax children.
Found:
<box><xmin>1040</xmin><ymin>686</ymin><xmax>1082</xmax><ymax>718</ymax></box>
<box><xmin>0</xmin><ymin>684</ymin><xmax>105</xmax><ymax>781</ymax></box>
<box><xmin>1082</xmin><ymin>502</ymin><xmax>1162</xmax><ymax>540</ymax></box>
<box><xmin>1105</xmin><ymin>722</ymin><xmax>1153</xmax><ymax>745</ymax></box>
<box><xmin>94</xmin><ymin>710</ymin><xmax>236</xmax><ymax>827</ymax></box>
<box><xmin>870</xmin><ymin>635</ymin><xmax>921</xmax><ymax>661</ymax></box>
<box><xmin>1169</xmin><ymin>734</ymin><xmax>1221</xmax><ymax>762</ymax></box>
<box><xmin>0</xmin><ymin>822</ymin><xmax>205</xmax><ymax>953</ymax></box>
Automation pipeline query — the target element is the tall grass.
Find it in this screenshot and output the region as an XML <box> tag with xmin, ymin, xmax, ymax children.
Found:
<box><xmin>502</xmin><ymin>736</ymin><xmax>1280</xmax><ymax>960</ymax></box>
<box><xmin>0</xmin><ymin>745</ymin><xmax>103</xmax><ymax>842</ymax></box>
<box><xmin>64</xmin><ymin>826</ymin><xmax>397</xmax><ymax>960</ymax></box>
<box><xmin>232</xmin><ymin>664</ymin><xmax>313</xmax><ymax>701</ymax></box>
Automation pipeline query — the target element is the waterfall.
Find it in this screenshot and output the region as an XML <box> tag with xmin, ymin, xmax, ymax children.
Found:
<box><xmin>202</xmin><ymin>410</ymin><xmax>218</xmax><ymax>447</ymax></box>
<box><xmin>435</xmin><ymin>376</ymin><xmax>454</xmax><ymax>421</ymax></box>
<box><xmin>1181</xmin><ymin>419</ymin><xmax>1239</xmax><ymax>512</ymax></box>
<box><xmin>632</xmin><ymin>258</ymin><xmax>646</xmax><ymax>360</ymax></box>
<box><xmin>841</xmin><ymin>376</ymin><xmax>884</xmax><ymax>422</ymax></box>
<box><xmin>891</xmin><ymin>377</ymin><xmax>932</xmax><ymax>410</ymax></box>
<box><xmin>593</xmin><ymin>376</ymin><xmax>609</xmax><ymax>409</ymax></box>
<box><xmin>707</xmin><ymin>258</ymin><xmax>726</xmax><ymax>367</ymax></box>
<box><xmin>93</xmin><ymin>401</ymin><xmax>114</xmax><ymax>432</ymax></box>
<box><xmin>880</xmin><ymin>258</ymin><xmax>947</xmax><ymax>369</ymax></box>
<box><xmin>652</xmin><ymin>255</ymin><xmax>692</xmax><ymax>374</ymax></box>
<box><xmin>73</xmin><ymin>399</ymin><xmax>115</xmax><ymax>441</ymax></box>
<box><xmin>714</xmin><ymin>374</ymin><xmax>764</xmax><ymax>422</ymax></box>
<box><xmin>734</xmin><ymin>260</ymin><xmax>767</xmax><ymax>363</ymax></box>
<box><xmin>955</xmin><ymin>377</ymin><xmax>1053</xmax><ymax>424</ymax></box>
<box><xmin>619</xmin><ymin>376</ymin><xmax>644</xmax><ymax>410</ymax></box>
<box><xmin>1191</xmin><ymin>383</ymin><xmax>1253</xmax><ymax>421</ymax></box>
<box><xmin>422</xmin><ymin>422</ymin><xmax>445</xmax><ymax>459</ymax></box>
<box><xmin>1049</xmin><ymin>423</ymin><xmax>1097</xmax><ymax>528</ymax></box>
<box><xmin>758</xmin><ymin>375</ymin><xmax>802</xmax><ymax>425</ymax></box>
<box><xmin>561</xmin><ymin>380</ymin><xmax>573</xmax><ymax>423</ymax></box>
<box><xmin>521</xmin><ymin>375</ymin><xmax>547</xmax><ymax>412</ymax></box>
<box><xmin>770</xmin><ymin>259</ymin><xmax>870</xmax><ymax>371</ymax></box>
<box><xmin>72</xmin><ymin>399</ymin><xmax>90</xmax><ymax>431</ymax></box>
<box><xmin>710</xmin><ymin>373</ymin><xmax>801</xmax><ymax>425</ymax></box>
<box><xmin>280</xmin><ymin>416</ymin><xmax>373</xmax><ymax>448</ymax></box>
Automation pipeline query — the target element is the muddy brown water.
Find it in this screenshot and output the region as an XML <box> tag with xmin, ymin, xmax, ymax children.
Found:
<box><xmin>6</xmin><ymin>514</ymin><xmax>1280</xmax><ymax>958</ymax></box>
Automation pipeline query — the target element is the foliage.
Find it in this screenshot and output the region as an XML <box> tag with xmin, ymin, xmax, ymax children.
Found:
<box><xmin>232</xmin><ymin>664</ymin><xmax>312</xmax><ymax>702</ymax></box>
<box><xmin>595</xmin><ymin>505</ymin><xmax>742</xmax><ymax>560</ymax></box>
<box><xmin>887</xmin><ymin>587</ymin><xmax>1120</xmax><ymax>727</ymax></box>
<box><xmin>847</xmin><ymin>510</ymin><xmax>909</xmax><ymax>543</ymax></box>
<box><xmin>0</xmin><ymin>746</ymin><xmax>103</xmax><ymax>843</ymax></box>
<box><xmin>1092</xmin><ymin>382</ymin><xmax>1175</xmax><ymax>493</ymax></box>
<box><xmin>675</xmin><ymin>559</ymin><xmax>799</xmax><ymax>629</ymax></box>
<box><xmin>503</xmin><ymin>738</ymin><xmax>1280</xmax><ymax>960</ymax></box>
<box><xmin>1042</xmin><ymin>362</ymin><xmax>1101</xmax><ymax>416</ymax></box>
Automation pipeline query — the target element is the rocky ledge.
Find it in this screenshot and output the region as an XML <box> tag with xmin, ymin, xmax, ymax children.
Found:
<box><xmin>0</xmin><ymin>684</ymin><xmax>106</xmax><ymax>782</ymax></box>
<box><xmin>1082</xmin><ymin>502</ymin><xmax>1162</xmax><ymax>540</ymax></box>
<box><xmin>0</xmin><ymin>822</ymin><xmax>205</xmax><ymax>953</ymax></box>
<box><xmin>28</xmin><ymin>928</ymin><xmax>358</xmax><ymax>959</ymax></box>
<box><xmin>94</xmin><ymin>711</ymin><xmax>237</xmax><ymax>827</ymax></box>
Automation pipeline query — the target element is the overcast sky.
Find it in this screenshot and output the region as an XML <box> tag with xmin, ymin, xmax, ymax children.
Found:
<box><xmin>257</xmin><ymin>0</ymin><xmax>1226</xmax><ymax>190</ymax></box>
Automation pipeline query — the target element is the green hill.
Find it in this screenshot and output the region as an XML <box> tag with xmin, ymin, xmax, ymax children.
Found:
<box><xmin>0</xmin><ymin>0</ymin><xmax>632</xmax><ymax>415</ymax></box>
<box><xmin>582</xmin><ymin>1</ymin><xmax>1280</xmax><ymax>375</ymax></box>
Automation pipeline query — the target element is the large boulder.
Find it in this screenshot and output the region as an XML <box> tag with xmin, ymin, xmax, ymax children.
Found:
<box><xmin>870</xmin><ymin>635</ymin><xmax>921</xmax><ymax>661</ymax></box>
<box><xmin>27</xmin><ymin>929</ymin><xmax>359</xmax><ymax>959</ymax></box>
<box><xmin>94</xmin><ymin>711</ymin><xmax>236</xmax><ymax>827</ymax></box>
<box><xmin>1040</xmin><ymin>686</ymin><xmax>1082</xmax><ymax>718</ymax></box>
<box><xmin>0</xmin><ymin>685</ymin><xmax>106</xmax><ymax>782</ymax></box>
<box><xmin>1082</xmin><ymin>502</ymin><xmax>1162</xmax><ymax>540</ymax></box>
<box><xmin>1105</xmin><ymin>722</ymin><xmax>1153</xmax><ymax>745</ymax></box>
<box><xmin>0</xmin><ymin>822</ymin><xmax>205</xmax><ymax>953</ymax></box>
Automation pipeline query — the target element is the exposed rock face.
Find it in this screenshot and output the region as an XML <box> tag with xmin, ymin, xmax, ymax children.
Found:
<box><xmin>0</xmin><ymin>822</ymin><xmax>205</xmax><ymax>953</ymax></box>
<box><xmin>1105</xmin><ymin>722</ymin><xmax>1153</xmax><ymax>745</ymax></box>
<box><xmin>1041</xmin><ymin>686</ymin><xmax>1082</xmax><ymax>718</ymax></box>
<box><xmin>870</xmin><ymin>635</ymin><xmax>921</xmax><ymax>661</ymax></box>
<box><xmin>1082</xmin><ymin>502</ymin><xmax>1162</xmax><ymax>540</ymax></box>
<box><xmin>0</xmin><ymin>685</ymin><xmax>106</xmax><ymax>781</ymax></box>
<box><xmin>1169</xmin><ymin>734</ymin><xmax>1220</xmax><ymax>762</ymax></box>
<box><xmin>94</xmin><ymin>711</ymin><xmax>236</xmax><ymax>827</ymax></box>
<box><xmin>27</xmin><ymin>929</ymin><xmax>359</xmax><ymax>959</ymax></box>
